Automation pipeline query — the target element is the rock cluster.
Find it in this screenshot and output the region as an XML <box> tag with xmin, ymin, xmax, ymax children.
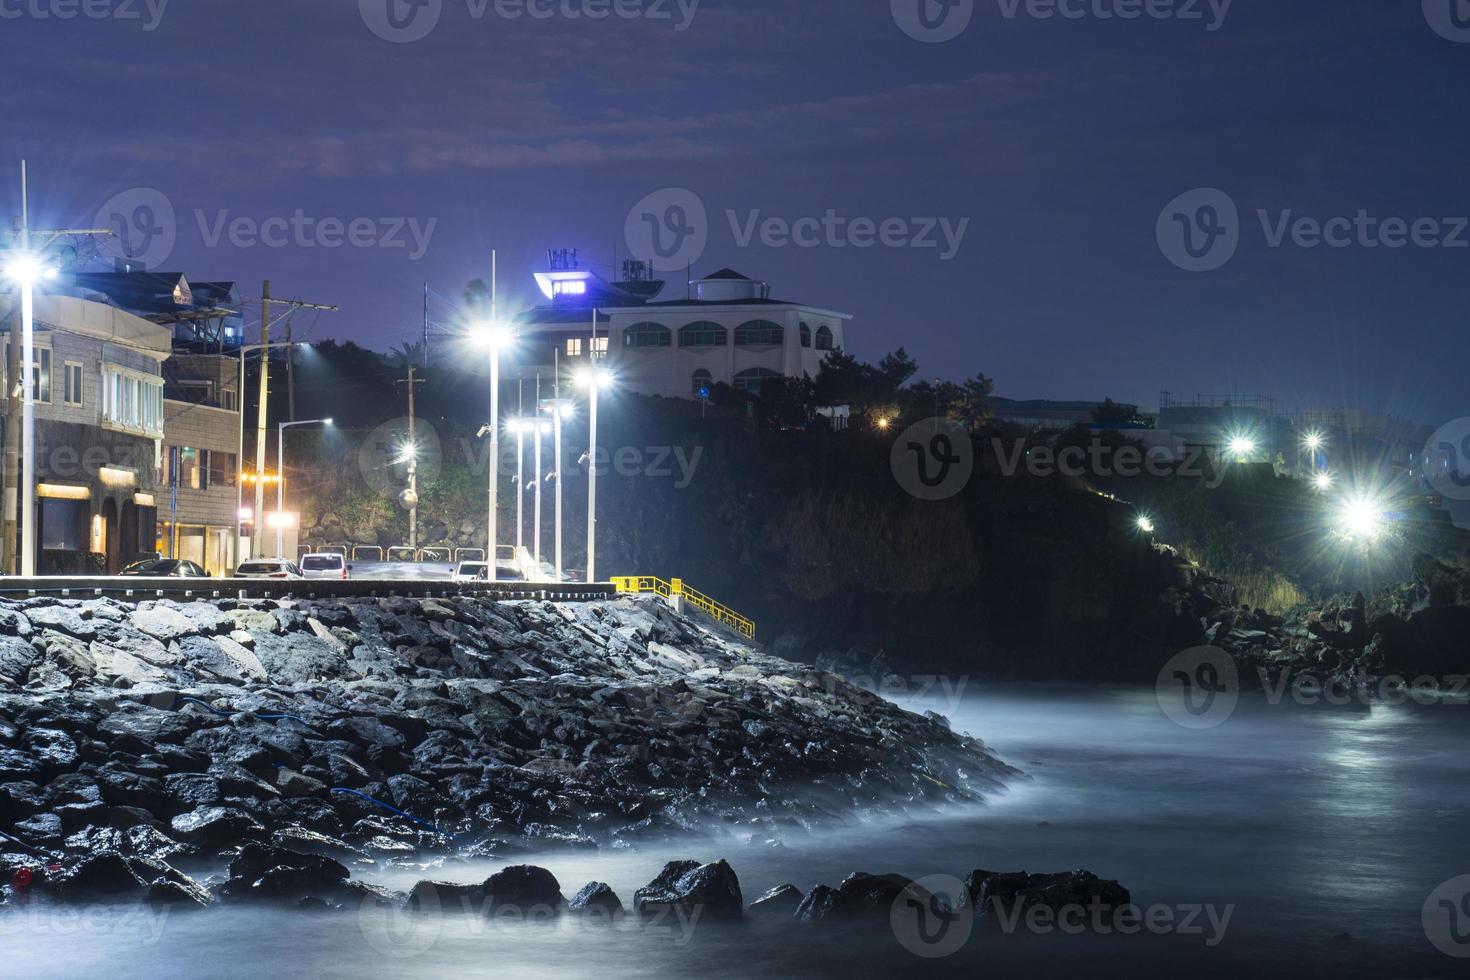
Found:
<box><xmin>1178</xmin><ymin>553</ymin><xmax>1470</xmax><ymax>685</ymax></box>
<box><xmin>0</xmin><ymin>591</ymin><xmax>1014</xmax><ymax>901</ymax></box>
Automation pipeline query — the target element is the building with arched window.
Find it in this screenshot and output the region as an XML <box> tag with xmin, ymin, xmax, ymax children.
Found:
<box><xmin>606</xmin><ymin>269</ymin><xmax>850</xmax><ymax>400</ymax></box>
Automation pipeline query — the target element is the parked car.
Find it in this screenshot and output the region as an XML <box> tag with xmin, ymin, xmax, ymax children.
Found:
<box><xmin>119</xmin><ymin>558</ymin><xmax>209</xmax><ymax>578</ymax></box>
<box><xmin>453</xmin><ymin>560</ymin><xmax>490</xmax><ymax>582</ymax></box>
<box><xmin>300</xmin><ymin>553</ymin><xmax>351</xmax><ymax>580</ymax></box>
<box><xmin>234</xmin><ymin>559</ymin><xmax>303</xmax><ymax>579</ymax></box>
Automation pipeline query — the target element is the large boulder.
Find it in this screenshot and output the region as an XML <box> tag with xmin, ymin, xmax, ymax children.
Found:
<box><xmin>481</xmin><ymin>865</ymin><xmax>565</xmax><ymax>915</ymax></box>
<box><xmin>568</xmin><ymin>881</ymin><xmax>624</xmax><ymax>916</ymax></box>
<box><xmin>749</xmin><ymin>883</ymin><xmax>803</xmax><ymax>917</ymax></box>
<box><xmin>965</xmin><ymin>868</ymin><xmax>1131</xmax><ymax>925</ymax></box>
<box><xmin>170</xmin><ymin>805</ymin><xmax>265</xmax><ymax>846</ymax></box>
<box><xmin>633</xmin><ymin>859</ymin><xmax>743</xmax><ymax>920</ymax></box>
<box><xmin>220</xmin><ymin>843</ymin><xmax>351</xmax><ymax>904</ymax></box>
<box><xmin>794</xmin><ymin>872</ymin><xmax>937</xmax><ymax>922</ymax></box>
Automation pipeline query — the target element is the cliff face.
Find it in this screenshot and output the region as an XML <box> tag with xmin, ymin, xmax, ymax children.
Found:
<box><xmin>0</xmin><ymin>592</ymin><xmax>1014</xmax><ymax>878</ymax></box>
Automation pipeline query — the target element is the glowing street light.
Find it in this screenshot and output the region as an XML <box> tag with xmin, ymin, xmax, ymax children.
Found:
<box><xmin>471</xmin><ymin>321</ymin><xmax>516</xmax><ymax>580</ymax></box>
<box><xmin>575</xmin><ymin>365</ymin><xmax>613</xmax><ymax>583</ymax></box>
<box><xmin>1314</xmin><ymin>472</ymin><xmax>1335</xmax><ymax>493</ymax></box>
<box><xmin>1336</xmin><ymin>492</ymin><xmax>1386</xmax><ymax>542</ymax></box>
<box><xmin>876</xmin><ymin>416</ymin><xmax>893</xmax><ymax>431</ymax></box>
<box><xmin>1136</xmin><ymin>515</ymin><xmax>1156</xmax><ymax>534</ymax></box>
<box><xmin>3</xmin><ymin>251</ymin><xmax>58</xmax><ymax>578</ymax></box>
<box><xmin>1303</xmin><ymin>431</ymin><xmax>1324</xmax><ymax>453</ymax></box>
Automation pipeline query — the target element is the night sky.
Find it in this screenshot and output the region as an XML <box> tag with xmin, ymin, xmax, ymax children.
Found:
<box><xmin>4</xmin><ymin>0</ymin><xmax>1467</xmax><ymax>422</ymax></box>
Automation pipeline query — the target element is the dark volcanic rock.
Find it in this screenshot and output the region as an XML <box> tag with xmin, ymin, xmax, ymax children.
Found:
<box><xmin>794</xmin><ymin>872</ymin><xmax>928</xmax><ymax>922</ymax></box>
<box><xmin>482</xmin><ymin>865</ymin><xmax>565</xmax><ymax>913</ymax></box>
<box><xmin>568</xmin><ymin>881</ymin><xmax>623</xmax><ymax>915</ymax></box>
<box><xmin>405</xmin><ymin>879</ymin><xmax>485</xmax><ymax>915</ymax></box>
<box><xmin>749</xmin><ymin>883</ymin><xmax>803</xmax><ymax>917</ymax></box>
<box><xmin>633</xmin><ymin>859</ymin><xmax>743</xmax><ymax>920</ymax></box>
<box><xmin>965</xmin><ymin>868</ymin><xmax>1131</xmax><ymax>924</ymax></box>
<box><xmin>170</xmin><ymin>805</ymin><xmax>265</xmax><ymax>846</ymax></box>
<box><xmin>220</xmin><ymin>843</ymin><xmax>351</xmax><ymax>904</ymax></box>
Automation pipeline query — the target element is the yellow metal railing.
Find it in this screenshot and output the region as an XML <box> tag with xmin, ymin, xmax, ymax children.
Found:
<box><xmin>610</xmin><ymin>575</ymin><xmax>755</xmax><ymax>639</ymax></box>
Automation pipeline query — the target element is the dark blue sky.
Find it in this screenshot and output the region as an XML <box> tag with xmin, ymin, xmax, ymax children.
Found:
<box><xmin>4</xmin><ymin>0</ymin><xmax>1467</xmax><ymax>421</ymax></box>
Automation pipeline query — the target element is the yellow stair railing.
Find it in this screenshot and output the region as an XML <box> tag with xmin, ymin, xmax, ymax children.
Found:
<box><xmin>610</xmin><ymin>575</ymin><xmax>755</xmax><ymax>639</ymax></box>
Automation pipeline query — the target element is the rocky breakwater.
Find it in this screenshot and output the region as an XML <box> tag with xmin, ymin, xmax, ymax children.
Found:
<box><xmin>1166</xmin><ymin>553</ymin><xmax>1470</xmax><ymax>689</ymax></box>
<box><xmin>0</xmin><ymin>591</ymin><xmax>1015</xmax><ymax>910</ymax></box>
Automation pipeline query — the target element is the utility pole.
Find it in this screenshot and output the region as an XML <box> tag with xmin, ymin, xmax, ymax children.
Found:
<box><xmin>396</xmin><ymin>365</ymin><xmax>425</xmax><ymax>550</ymax></box>
<box><xmin>285</xmin><ymin>319</ymin><xmax>296</xmax><ymax>423</ymax></box>
<box><xmin>249</xmin><ymin>280</ymin><xmax>336</xmax><ymax>558</ymax></box>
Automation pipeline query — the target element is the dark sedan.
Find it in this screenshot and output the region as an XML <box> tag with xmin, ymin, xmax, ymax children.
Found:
<box><xmin>119</xmin><ymin>558</ymin><xmax>209</xmax><ymax>578</ymax></box>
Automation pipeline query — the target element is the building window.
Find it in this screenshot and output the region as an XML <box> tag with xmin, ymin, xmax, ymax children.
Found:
<box><xmin>566</xmin><ymin>338</ymin><xmax>584</xmax><ymax>357</ymax></box>
<box><xmin>624</xmin><ymin>322</ymin><xmax>672</xmax><ymax>349</ymax></box>
<box><xmin>692</xmin><ymin>369</ymin><xmax>713</xmax><ymax>398</ymax></box>
<box><xmin>176</xmin><ymin>381</ymin><xmax>212</xmax><ymax>405</ymax></box>
<box><xmin>679</xmin><ymin>321</ymin><xmax>727</xmax><ymax>347</ymax></box>
<box><xmin>32</xmin><ymin>348</ymin><xmax>51</xmax><ymax>404</ymax></box>
<box><xmin>208</xmin><ymin>451</ymin><xmax>234</xmax><ymax>488</ymax></box>
<box><xmin>102</xmin><ymin>367</ymin><xmax>164</xmax><ymax>437</ymax></box>
<box><xmin>734</xmin><ymin>368</ymin><xmax>780</xmax><ymax>395</ymax></box>
<box><xmin>735</xmin><ymin>320</ymin><xmax>783</xmax><ymax>346</ymax></box>
<box><xmin>591</xmin><ymin>336</ymin><xmax>609</xmax><ymax>360</ymax></box>
<box><xmin>167</xmin><ymin>447</ymin><xmax>206</xmax><ymax>491</ymax></box>
<box><xmin>815</xmin><ymin>325</ymin><xmax>835</xmax><ymax>351</ymax></box>
<box><xmin>63</xmin><ymin>361</ymin><xmax>84</xmax><ymax>407</ymax></box>
<box><xmin>800</xmin><ymin>322</ymin><xmax>812</xmax><ymax>348</ymax></box>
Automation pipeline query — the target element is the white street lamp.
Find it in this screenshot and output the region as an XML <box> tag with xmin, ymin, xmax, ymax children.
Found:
<box><xmin>471</xmin><ymin>322</ymin><xmax>515</xmax><ymax>578</ymax></box>
<box><xmin>542</xmin><ymin>399</ymin><xmax>575</xmax><ymax>582</ymax></box>
<box><xmin>575</xmin><ymin>365</ymin><xmax>613</xmax><ymax>583</ymax></box>
<box><xmin>532</xmin><ymin>417</ymin><xmax>550</xmax><ymax>575</ymax></box>
<box><xmin>2</xmin><ymin>252</ymin><xmax>57</xmax><ymax>578</ymax></box>
<box><xmin>276</xmin><ymin>418</ymin><xmax>332</xmax><ymax>557</ymax></box>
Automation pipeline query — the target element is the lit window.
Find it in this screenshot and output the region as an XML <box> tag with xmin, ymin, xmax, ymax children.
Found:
<box><xmin>566</xmin><ymin>338</ymin><xmax>584</xmax><ymax>357</ymax></box>
<box><xmin>591</xmin><ymin>336</ymin><xmax>609</xmax><ymax>359</ymax></box>
<box><xmin>32</xmin><ymin>348</ymin><xmax>51</xmax><ymax>404</ymax></box>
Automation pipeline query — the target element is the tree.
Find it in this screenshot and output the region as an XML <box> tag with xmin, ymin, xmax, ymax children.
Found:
<box><xmin>1092</xmin><ymin>398</ymin><xmax>1141</xmax><ymax>425</ymax></box>
<box><xmin>877</xmin><ymin>348</ymin><xmax>919</xmax><ymax>391</ymax></box>
<box><xmin>954</xmin><ymin>372</ymin><xmax>994</xmax><ymax>430</ymax></box>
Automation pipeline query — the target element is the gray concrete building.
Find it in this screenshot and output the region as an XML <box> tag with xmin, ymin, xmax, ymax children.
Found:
<box><xmin>161</xmin><ymin>353</ymin><xmax>242</xmax><ymax>575</ymax></box>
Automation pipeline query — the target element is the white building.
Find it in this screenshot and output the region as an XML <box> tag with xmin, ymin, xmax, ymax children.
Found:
<box><xmin>605</xmin><ymin>269</ymin><xmax>849</xmax><ymax>399</ymax></box>
<box><xmin>511</xmin><ymin>254</ymin><xmax>849</xmax><ymax>400</ymax></box>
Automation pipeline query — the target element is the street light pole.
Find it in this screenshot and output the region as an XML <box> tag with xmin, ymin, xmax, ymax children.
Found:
<box><xmin>276</xmin><ymin>418</ymin><xmax>332</xmax><ymax>558</ymax></box>
<box><xmin>533</xmin><ymin>417</ymin><xmax>545</xmax><ymax>574</ymax></box>
<box><xmin>576</xmin><ymin>366</ymin><xmax>610</xmax><ymax>583</ymax></box>
<box><xmin>543</xmin><ymin>400</ymin><xmax>572</xmax><ymax>583</ymax></box>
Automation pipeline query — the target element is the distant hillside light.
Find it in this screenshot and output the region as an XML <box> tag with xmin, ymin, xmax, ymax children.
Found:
<box><xmin>1136</xmin><ymin>515</ymin><xmax>1156</xmax><ymax>534</ymax></box>
<box><xmin>1337</xmin><ymin>493</ymin><xmax>1386</xmax><ymax>542</ymax></box>
<box><xmin>1303</xmin><ymin>431</ymin><xmax>1325</xmax><ymax>452</ymax></box>
<box><xmin>1314</xmin><ymin>472</ymin><xmax>1335</xmax><ymax>493</ymax></box>
<box><xmin>1227</xmin><ymin>435</ymin><xmax>1257</xmax><ymax>460</ymax></box>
